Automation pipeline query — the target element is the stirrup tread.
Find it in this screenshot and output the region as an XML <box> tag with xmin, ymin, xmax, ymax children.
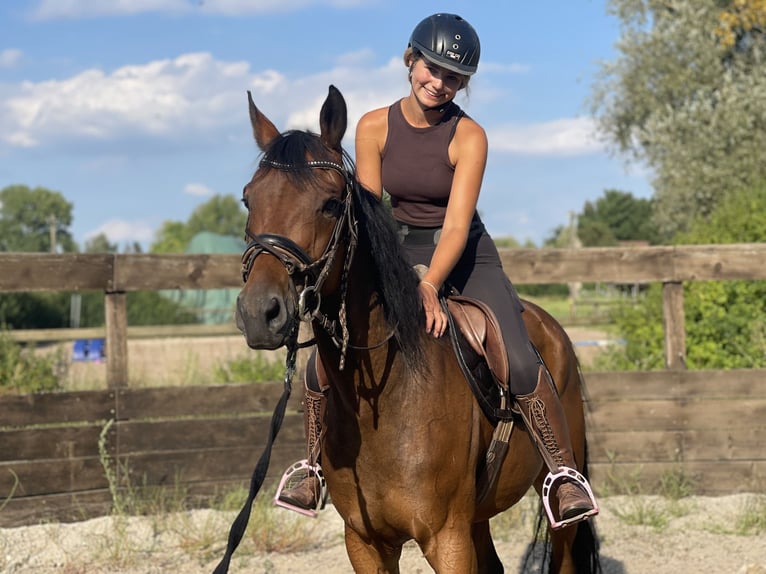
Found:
<box><xmin>540</xmin><ymin>466</ymin><xmax>599</xmax><ymax>530</ymax></box>
<box><xmin>274</xmin><ymin>459</ymin><xmax>328</xmax><ymax>518</ymax></box>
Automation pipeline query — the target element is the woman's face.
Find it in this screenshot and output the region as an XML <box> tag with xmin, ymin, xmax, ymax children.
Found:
<box><xmin>409</xmin><ymin>58</ymin><xmax>464</xmax><ymax>108</ymax></box>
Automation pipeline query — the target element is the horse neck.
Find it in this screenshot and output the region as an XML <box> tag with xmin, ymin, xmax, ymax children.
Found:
<box><xmin>313</xmin><ymin>248</ymin><xmax>405</xmax><ymax>400</ymax></box>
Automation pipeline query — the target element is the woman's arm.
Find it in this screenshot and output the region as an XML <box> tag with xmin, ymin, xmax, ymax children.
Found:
<box><xmin>420</xmin><ymin>117</ymin><xmax>488</xmax><ymax>337</ymax></box>
<box><xmin>421</xmin><ymin>118</ymin><xmax>488</xmax><ymax>291</ymax></box>
<box><xmin>354</xmin><ymin>108</ymin><xmax>387</xmax><ymax>199</ymax></box>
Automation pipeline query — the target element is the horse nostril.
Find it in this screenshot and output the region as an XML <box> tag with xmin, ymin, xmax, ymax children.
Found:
<box><xmin>265</xmin><ymin>296</ymin><xmax>282</xmax><ymax>326</ymax></box>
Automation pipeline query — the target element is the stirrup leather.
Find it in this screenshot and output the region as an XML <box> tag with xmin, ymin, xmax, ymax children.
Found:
<box><xmin>274</xmin><ymin>460</ymin><xmax>328</xmax><ymax>518</ymax></box>
<box><xmin>541</xmin><ymin>466</ymin><xmax>599</xmax><ymax>530</ymax></box>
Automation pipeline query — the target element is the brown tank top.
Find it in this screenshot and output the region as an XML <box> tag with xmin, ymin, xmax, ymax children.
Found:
<box><xmin>381</xmin><ymin>99</ymin><xmax>464</xmax><ymax>226</ymax></box>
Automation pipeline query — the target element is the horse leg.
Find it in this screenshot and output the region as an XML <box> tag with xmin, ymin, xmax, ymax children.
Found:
<box><xmin>344</xmin><ymin>525</ymin><xmax>402</xmax><ymax>574</ymax></box>
<box><xmin>472</xmin><ymin>520</ymin><xmax>504</xmax><ymax>574</ymax></box>
<box><xmin>421</xmin><ymin>524</ymin><xmax>478</xmax><ymax>573</ymax></box>
<box><xmin>548</xmin><ymin>521</ymin><xmax>579</xmax><ymax>574</ymax></box>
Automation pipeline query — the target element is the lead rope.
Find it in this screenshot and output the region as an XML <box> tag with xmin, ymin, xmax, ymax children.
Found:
<box><xmin>211</xmin><ymin>325</ymin><xmax>299</xmax><ymax>574</ymax></box>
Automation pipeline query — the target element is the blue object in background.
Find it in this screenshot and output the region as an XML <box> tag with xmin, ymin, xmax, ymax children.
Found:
<box><xmin>72</xmin><ymin>338</ymin><xmax>106</xmax><ymax>362</ymax></box>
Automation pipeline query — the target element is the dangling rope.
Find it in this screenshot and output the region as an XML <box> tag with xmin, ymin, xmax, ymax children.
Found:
<box><xmin>211</xmin><ymin>325</ymin><xmax>299</xmax><ymax>574</ymax></box>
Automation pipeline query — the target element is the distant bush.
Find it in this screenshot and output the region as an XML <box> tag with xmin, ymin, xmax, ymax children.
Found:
<box><xmin>213</xmin><ymin>352</ymin><xmax>286</xmax><ymax>384</ymax></box>
<box><xmin>0</xmin><ymin>330</ymin><xmax>64</xmax><ymax>393</ymax></box>
<box><xmin>595</xmin><ymin>180</ymin><xmax>766</xmax><ymax>370</ymax></box>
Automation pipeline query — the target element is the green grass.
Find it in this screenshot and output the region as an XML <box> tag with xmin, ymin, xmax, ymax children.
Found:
<box><xmin>95</xmin><ymin>423</ymin><xmax>329</xmax><ymax>569</ymax></box>
<box><xmin>735</xmin><ymin>495</ymin><xmax>766</xmax><ymax>535</ymax></box>
<box><xmin>611</xmin><ymin>497</ymin><xmax>670</xmax><ymax>531</ymax></box>
<box><xmin>0</xmin><ymin>330</ymin><xmax>65</xmax><ymax>394</ymax></box>
<box><xmin>213</xmin><ymin>351</ymin><xmax>286</xmax><ymax>383</ymax></box>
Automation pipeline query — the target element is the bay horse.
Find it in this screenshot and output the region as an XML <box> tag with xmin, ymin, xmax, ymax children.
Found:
<box><xmin>233</xmin><ymin>85</ymin><xmax>600</xmax><ymax>573</ymax></box>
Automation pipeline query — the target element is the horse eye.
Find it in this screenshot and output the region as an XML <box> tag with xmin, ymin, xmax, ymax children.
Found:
<box><xmin>241</xmin><ymin>197</ymin><xmax>249</xmax><ymax>209</ymax></box>
<box><xmin>322</xmin><ymin>197</ymin><xmax>342</xmax><ymax>218</ymax></box>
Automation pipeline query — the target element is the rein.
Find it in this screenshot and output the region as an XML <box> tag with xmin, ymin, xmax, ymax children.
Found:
<box><xmin>213</xmin><ymin>156</ymin><xmax>395</xmax><ymax>574</ymax></box>
<box><xmin>212</xmin><ymin>329</ymin><xmax>298</xmax><ymax>574</ymax></box>
<box><xmin>240</xmin><ymin>157</ymin><xmax>393</xmax><ymax>368</ymax></box>
<box><xmin>213</xmin><ymin>159</ymin><xmax>351</xmax><ymax>574</ymax></box>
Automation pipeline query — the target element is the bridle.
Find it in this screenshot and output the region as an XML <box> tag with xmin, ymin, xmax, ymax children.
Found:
<box><xmin>216</xmin><ymin>157</ymin><xmax>357</xmax><ymax>574</ymax></box>
<box><xmin>216</xmin><ymin>154</ymin><xmax>396</xmax><ymax>574</ymax></box>
<box><xmin>240</xmin><ymin>157</ymin><xmax>360</xmax><ymax>368</ymax></box>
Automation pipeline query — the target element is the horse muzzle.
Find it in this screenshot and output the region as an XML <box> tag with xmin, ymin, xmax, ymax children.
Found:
<box><xmin>235</xmin><ymin>289</ymin><xmax>295</xmax><ymax>349</ymax></box>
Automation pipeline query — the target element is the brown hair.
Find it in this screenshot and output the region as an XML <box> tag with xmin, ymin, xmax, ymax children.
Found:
<box><xmin>403</xmin><ymin>47</ymin><xmax>471</xmax><ymax>90</ymax></box>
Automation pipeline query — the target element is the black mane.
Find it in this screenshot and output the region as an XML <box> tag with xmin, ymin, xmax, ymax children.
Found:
<box><xmin>350</xmin><ymin>168</ymin><xmax>427</xmax><ymax>373</ymax></box>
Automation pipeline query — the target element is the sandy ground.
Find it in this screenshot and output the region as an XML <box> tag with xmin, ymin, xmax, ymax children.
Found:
<box><xmin>1</xmin><ymin>494</ymin><xmax>765</xmax><ymax>573</ymax></box>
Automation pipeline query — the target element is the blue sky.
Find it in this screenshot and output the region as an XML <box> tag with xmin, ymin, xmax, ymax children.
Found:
<box><xmin>0</xmin><ymin>0</ymin><xmax>651</xmax><ymax>249</ymax></box>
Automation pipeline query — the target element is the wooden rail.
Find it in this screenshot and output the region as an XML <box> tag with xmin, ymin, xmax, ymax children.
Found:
<box><xmin>3</xmin><ymin>244</ymin><xmax>765</xmax><ymax>383</ymax></box>
<box><xmin>2</xmin><ymin>370</ymin><xmax>765</xmax><ymax>527</ymax></box>
<box><xmin>2</xmin><ymin>245</ymin><xmax>766</xmax><ymax>526</ymax></box>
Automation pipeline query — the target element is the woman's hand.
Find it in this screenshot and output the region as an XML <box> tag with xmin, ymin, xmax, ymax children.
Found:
<box><xmin>419</xmin><ymin>280</ymin><xmax>446</xmax><ymax>338</ymax></box>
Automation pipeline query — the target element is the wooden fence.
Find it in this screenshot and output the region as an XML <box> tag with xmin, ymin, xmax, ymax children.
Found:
<box><xmin>1</xmin><ymin>245</ymin><xmax>765</xmax><ymax>527</ymax></box>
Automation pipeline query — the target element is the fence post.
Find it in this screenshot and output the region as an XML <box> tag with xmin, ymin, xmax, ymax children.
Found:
<box><xmin>662</xmin><ymin>281</ymin><xmax>686</xmax><ymax>370</ymax></box>
<box><xmin>105</xmin><ymin>291</ymin><xmax>129</xmax><ymax>388</ymax></box>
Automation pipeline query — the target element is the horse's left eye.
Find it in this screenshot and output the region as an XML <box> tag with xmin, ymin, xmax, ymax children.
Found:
<box><xmin>241</xmin><ymin>197</ymin><xmax>249</xmax><ymax>209</ymax></box>
<box><xmin>322</xmin><ymin>198</ymin><xmax>342</xmax><ymax>219</ymax></box>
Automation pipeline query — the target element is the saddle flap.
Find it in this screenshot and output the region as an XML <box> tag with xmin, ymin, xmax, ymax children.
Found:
<box><xmin>446</xmin><ymin>295</ymin><xmax>509</xmax><ymax>389</ymax></box>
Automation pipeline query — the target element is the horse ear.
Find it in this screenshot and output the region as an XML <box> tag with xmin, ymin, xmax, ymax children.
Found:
<box><xmin>319</xmin><ymin>85</ymin><xmax>347</xmax><ymax>152</ymax></box>
<box><xmin>248</xmin><ymin>91</ymin><xmax>280</xmax><ymax>151</ymax></box>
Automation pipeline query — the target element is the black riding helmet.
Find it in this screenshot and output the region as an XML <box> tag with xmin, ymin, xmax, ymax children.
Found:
<box><xmin>409</xmin><ymin>13</ymin><xmax>481</xmax><ymax>76</ymax></box>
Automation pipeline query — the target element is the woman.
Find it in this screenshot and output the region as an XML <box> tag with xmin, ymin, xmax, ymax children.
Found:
<box><xmin>277</xmin><ymin>12</ymin><xmax>597</xmax><ymax>528</ymax></box>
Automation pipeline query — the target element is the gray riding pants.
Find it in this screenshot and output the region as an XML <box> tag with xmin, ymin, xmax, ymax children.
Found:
<box><xmin>398</xmin><ymin>219</ymin><xmax>540</xmax><ymax>396</ymax></box>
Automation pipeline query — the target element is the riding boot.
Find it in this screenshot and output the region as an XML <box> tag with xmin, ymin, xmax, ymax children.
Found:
<box><xmin>515</xmin><ymin>365</ymin><xmax>597</xmax><ymax>524</ymax></box>
<box><xmin>276</xmin><ymin>366</ymin><xmax>327</xmax><ymax>512</ymax></box>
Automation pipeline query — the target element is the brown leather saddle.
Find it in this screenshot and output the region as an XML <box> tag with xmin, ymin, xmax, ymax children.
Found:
<box><xmin>446</xmin><ymin>295</ymin><xmax>509</xmax><ymax>389</ymax></box>
<box><xmin>413</xmin><ymin>264</ymin><xmax>514</xmax><ymax>423</ymax></box>
<box><xmin>443</xmin><ymin>294</ymin><xmax>514</xmax><ymax>424</ymax></box>
<box><xmin>443</xmin><ymin>293</ymin><xmax>518</xmax><ymax>502</ymax></box>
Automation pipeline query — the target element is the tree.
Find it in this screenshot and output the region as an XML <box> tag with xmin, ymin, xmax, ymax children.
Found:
<box><xmin>599</xmin><ymin>179</ymin><xmax>766</xmax><ymax>370</ymax></box>
<box><xmin>590</xmin><ymin>0</ymin><xmax>766</xmax><ymax>239</ymax></box>
<box><xmin>0</xmin><ymin>185</ymin><xmax>76</xmax><ymax>252</ymax></box>
<box><xmin>577</xmin><ymin>189</ymin><xmax>658</xmax><ymax>246</ymax></box>
<box><xmin>677</xmin><ymin>179</ymin><xmax>766</xmax><ymax>368</ymax></box>
<box><xmin>83</xmin><ymin>233</ymin><xmax>118</xmax><ymax>253</ymax></box>
<box><xmin>716</xmin><ymin>0</ymin><xmax>766</xmax><ymax>49</ymax></box>
<box><xmin>151</xmin><ymin>195</ymin><xmax>246</xmax><ymax>253</ymax></box>
<box><xmin>0</xmin><ymin>292</ymin><xmax>70</xmax><ymax>329</ymax></box>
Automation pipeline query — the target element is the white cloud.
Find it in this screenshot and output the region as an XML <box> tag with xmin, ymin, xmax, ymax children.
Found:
<box><xmin>0</xmin><ymin>48</ymin><xmax>533</xmax><ymax>158</ymax></box>
<box><xmin>87</xmin><ymin>218</ymin><xmax>156</xmax><ymax>243</ymax></box>
<box><xmin>31</xmin><ymin>0</ymin><xmax>373</xmax><ymax>19</ymax></box>
<box><xmin>488</xmin><ymin>117</ymin><xmax>603</xmax><ymax>156</ymax></box>
<box><xmin>0</xmin><ymin>50</ymin><xmax>406</xmax><ymax>153</ymax></box>
<box><xmin>32</xmin><ymin>0</ymin><xmax>189</xmax><ymax>19</ymax></box>
<box><xmin>184</xmin><ymin>182</ymin><xmax>214</xmax><ymax>196</ymax></box>
<box><xmin>0</xmin><ymin>49</ymin><xmax>23</xmax><ymax>69</ymax></box>
<box><xmin>0</xmin><ymin>52</ymin><xmax>257</xmax><ymax>149</ymax></box>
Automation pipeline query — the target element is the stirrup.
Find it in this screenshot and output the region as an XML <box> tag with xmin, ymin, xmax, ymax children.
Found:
<box><xmin>273</xmin><ymin>459</ymin><xmax>328</xmax><ymax>518</ymax></box>
<box><xmin>541</xmin><ymin>466</ymin><xmax>599</xmax><ymax>530</ymax></box>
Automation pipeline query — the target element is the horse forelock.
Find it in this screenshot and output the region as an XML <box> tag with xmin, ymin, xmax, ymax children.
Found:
<box><xmin>260</xmin><ymin>130</ymin><xmax>339</xmax><ymax>186</ymax></box>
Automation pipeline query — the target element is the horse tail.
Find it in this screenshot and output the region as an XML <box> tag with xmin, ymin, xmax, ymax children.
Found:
<box><xmin>570</xmin><ymin>444</ymin><xmax>602</xmax><ymax>573</ymax></box>
<box><xmin>568</xmin><ymin>366</ymin><xmax>602</xmax><ymax>573</ymax></box>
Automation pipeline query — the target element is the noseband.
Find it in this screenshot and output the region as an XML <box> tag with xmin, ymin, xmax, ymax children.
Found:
<box><xmin>241</xmin><ymin>157</ymin><xmax>359</xmax><ymax>367</ymax></box>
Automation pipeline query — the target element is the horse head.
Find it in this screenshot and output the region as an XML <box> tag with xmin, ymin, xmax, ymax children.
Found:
<box><xmin>236</xmin><ymin>86</ymin><xmax>353</xmax><ymax>350</ymax></box>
